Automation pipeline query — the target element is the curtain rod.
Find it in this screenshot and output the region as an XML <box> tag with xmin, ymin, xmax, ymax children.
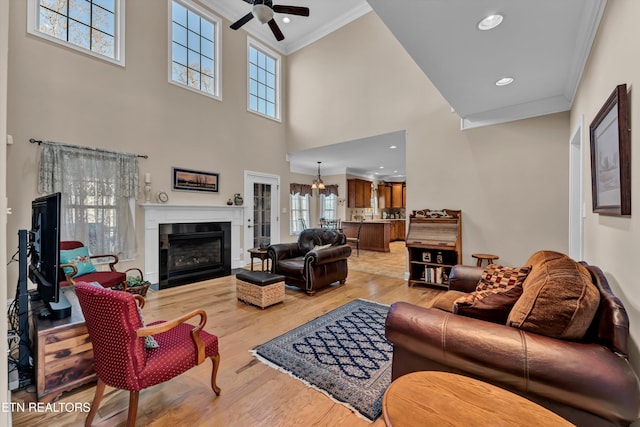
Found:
<box><xmin>29</xmin><ymin>138</ymin><xmax>149</xmax><ymax>159</ymax></box>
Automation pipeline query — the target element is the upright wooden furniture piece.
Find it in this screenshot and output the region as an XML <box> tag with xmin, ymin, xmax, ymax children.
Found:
<box><xmin>31</xmin><ymin>286</ymin><xmax>96</xmax><ymax>402</ymax></box>
<box><xmin>406</xmin><ymin>209</ymin><xmax>462</xmax><ymax>288</ymax></box>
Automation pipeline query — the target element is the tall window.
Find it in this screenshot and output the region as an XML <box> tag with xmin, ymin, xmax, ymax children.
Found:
<box><xmin>320</xmin><ymin>194</ymin><xmax>337</xmax><ymax>220</ymax></box>
<box><xmin>170</xmin><ymin>0</ymin><xmax>221</xmax><ymax>99</ymax></box>
<box><xmin>27</xmin><ymin>0</ymin><xmax>126</xmax><ymax>66</ymax></box>
<box><xmin>248</xmin><ymin>39</ymin><xmax>280</xmax><ymax>121</ymax></box>
<box><xmin>290</xmin><ymin>194</ymin><xmax>310</xmax><ymax>235</ymax></box>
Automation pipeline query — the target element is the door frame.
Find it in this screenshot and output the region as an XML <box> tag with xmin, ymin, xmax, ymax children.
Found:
<box><xmin>568</xmin><ymin>114</ymin><xmax>584</xmax><ymax>261</ymax></box>
<box><xmin>243</xmin><ymin>170</ymin><xmax>280</xmax><ymax>265</ymax></box>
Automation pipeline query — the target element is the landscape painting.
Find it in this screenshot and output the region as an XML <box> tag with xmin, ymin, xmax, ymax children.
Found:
<box><xmin>172</xmin><ymin>167</ymin><xmax>219</xmax><ymax>193</ymax></box>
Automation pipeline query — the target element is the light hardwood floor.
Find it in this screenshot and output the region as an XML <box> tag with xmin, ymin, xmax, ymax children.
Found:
<box><xmin>12</xmin><ymin>243</ymin><xmax>442</xmax><ymax>427</ymax></box>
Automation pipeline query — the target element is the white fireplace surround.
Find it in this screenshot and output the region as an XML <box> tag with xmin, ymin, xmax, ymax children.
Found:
<box><xmin>141</xmin><ymin>204</ymin><xmax>244</xmax><ymax>284</ymax></box>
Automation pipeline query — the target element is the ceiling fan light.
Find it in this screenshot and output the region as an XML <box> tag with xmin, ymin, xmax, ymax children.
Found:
<box><xmin>478</xmin><ymin>14</ymin><xmax>503</xmax><ymax>31</ymax></box>
<box><xmin>253</xmin><ymin>4</ymin><xmax>274</xmax><ymax>24</ymax></box>
<box><xmin>496</xmin><ymin>77</ymin><xmax>514</xmax><ymax>86</ymax></box>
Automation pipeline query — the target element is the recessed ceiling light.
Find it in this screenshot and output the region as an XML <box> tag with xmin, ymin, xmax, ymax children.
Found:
<box><xmin>496</xmin><ymin>77</ymin><xmax>514</xmax><ymax>86</ymax></box>
<box><xmin>393</xmin><ymin>170</ymin><xmax>398</xmax><ymax>173</ymax></box>
<box><xmin>389</xmin><ymin>145</ymin><xmax>397</xmax><ymax>149</ymax></box>
<box><xmin>282</xmin><ymin>16</ymin><xmax>291</xmax><ymax>24</ymax></box>
<box><xmin>478</xmin><ymin>14</ymin><xmax>503</xmax><ymax>31</ymax></box>
<box><xmin>379</xmin><ymin>166</ymin><xmax>384</xmax><ymax>169</ymax></box>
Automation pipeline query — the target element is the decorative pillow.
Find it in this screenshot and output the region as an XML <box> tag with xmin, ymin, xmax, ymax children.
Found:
<box><xmin>453</xmin><ymin>264</ymin><xmax>531</xmax><ymax>324</ymax></box>
<box><xmin>59</xmin><ymin>247</ymin><xmax>97</xmax><ymax>277</ymax></box>
<box><xmin>507</xmin><ymin>252</ymin><xmax>600</xmax><ymax>340</ymax></box>
<box><xmin>136</xmin><ymin>306</ymin><xmax>159</xmax><ymax>349</ymax></box>
<box><xmin>428</xmin><ymin>290</ymin><xmax>466</xmax><ymax>312</ymax></box>
<box><xmin>314</xmin><ymin>243</ymin><xmax>333</xmax><ymax>251</ymax></box>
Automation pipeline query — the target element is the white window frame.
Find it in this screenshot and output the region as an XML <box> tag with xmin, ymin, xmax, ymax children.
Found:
<box><xmin>247</xmin><ymin>37</ymin><xmax>281</xmax><ymax>122</ymax></box>
<box><xmin>27</xmin><ymin>0</ymin><xmax>126</xmax><ymax>66</ymax></box>
<box><xmin>168</xmin><ymin>0</ymin><xmax>222</xmax><ymax>100</ymax></box>
<box><xmin>290</xmin><ymin>193</ymin><xmax>310</xmax><ymax>235</ymax></box>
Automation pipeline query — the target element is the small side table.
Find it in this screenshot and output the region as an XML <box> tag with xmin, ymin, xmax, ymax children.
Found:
<box><xmin>472</xmin><ymin>253</ymin><xmax>499</xmax><ymax>267</ymax></box>
<box><xmin>382</xmin><ymin>371</ymin><xmax>573</xmax><ymax>427</ymax></box>
<box><xmin>248</xmin><ymin>248</ymin><xmax>270</xmax><ymax>272</ymax></box>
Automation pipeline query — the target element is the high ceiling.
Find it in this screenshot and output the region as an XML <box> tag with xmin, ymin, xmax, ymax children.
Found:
<box><xmin>204</xmin><ymin>0</ymin><xmax>606</xmax><ymax>179</ymax></box>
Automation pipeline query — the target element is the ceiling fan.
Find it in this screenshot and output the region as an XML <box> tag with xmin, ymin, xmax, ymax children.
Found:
<box><xmin>230</xmin><ymin>0</ymin><xmax>310</xmax><ymax>42</ymax></box>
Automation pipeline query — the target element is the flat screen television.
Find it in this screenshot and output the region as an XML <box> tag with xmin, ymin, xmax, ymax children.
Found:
<box><xmin>29</xmin><ymin>192</ymin><xmax>70</xmax><ymax>319</ymax></box>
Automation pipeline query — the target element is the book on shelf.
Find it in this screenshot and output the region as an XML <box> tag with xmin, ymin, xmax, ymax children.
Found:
<box><xmin>424</xmin><ymin>266</ymin><xmax>444</xmax><ymax>283</ymax></box>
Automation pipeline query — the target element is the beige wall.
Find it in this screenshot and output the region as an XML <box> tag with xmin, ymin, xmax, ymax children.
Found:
<box><xmin>288</xmin><ymin>12</ymin><xmax>571</xmax><ymax>267</ymax></box>
<box><xmin>6</xmin><ymin>1</ymin><xmax>294</xmax><ymax>290</ymax></box>
<box><xmin>571</xmin><ymin>0</ymin><xmax>640</xmax><ymax>370</ymax></box>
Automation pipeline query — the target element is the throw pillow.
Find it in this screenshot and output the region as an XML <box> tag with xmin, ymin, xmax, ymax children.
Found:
<box><xmin>59</xmin><ymin>247</ymin><xmax>98</xmax><ymax>277</ymax></box>
<box><xmin>453</xmin><ymin>264</ymin><xmax>531</xmax><ymax>324</ymax></box>
<box><xmin>136</xmin><ymin>306</ymin><xmax>159</xmax><ymax>349</ymax></box>
<box><xmin>507</xmin><ymin>252</ymin><xmax>600</xmax><ymax>340</ymax></box>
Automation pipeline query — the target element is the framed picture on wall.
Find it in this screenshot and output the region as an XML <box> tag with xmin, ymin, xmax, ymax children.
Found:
<box><xmin>589</xmin><ymin>84</ymin><xmax>631</xmax><ymax>216</ymax></box>
<box><xmin>172</xmin><ymin>167</ymin><xmax>219</xmax><ymax>193</ymax></box>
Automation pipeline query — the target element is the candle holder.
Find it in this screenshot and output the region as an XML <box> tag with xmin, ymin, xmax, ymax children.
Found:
<box><xmin>144</xmin><ymin>183</ymin><xmax>152</xmax><ymax>203</ymax></box>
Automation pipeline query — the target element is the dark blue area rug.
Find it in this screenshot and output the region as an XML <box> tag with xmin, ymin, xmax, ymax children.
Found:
<box><xmin>251</xmin><ymin>299</ymin><xmax>392</xmax><ymax>421</ymax></box>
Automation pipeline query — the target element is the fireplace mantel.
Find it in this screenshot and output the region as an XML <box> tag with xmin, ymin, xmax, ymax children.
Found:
<box><xmin>141</xmin><ymin>203</ymin><xmax>244</xmax><ymax>284</ymax></box>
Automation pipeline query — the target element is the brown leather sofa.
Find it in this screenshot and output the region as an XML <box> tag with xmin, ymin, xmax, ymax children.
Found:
<box><xmin>385</xmin><ymin>262</ymin><xmax>640</xmax><ymax>426</ymax></box>
<box><xmin>268</xmin><ymin>228</ymin><xmax>351</xmax><ymax>295</ymax></box>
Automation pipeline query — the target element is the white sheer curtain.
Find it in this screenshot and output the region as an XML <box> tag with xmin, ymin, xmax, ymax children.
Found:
<box><xmin>38</xmin><ymin>143</ymin><xmax>139</xmax><ymax>259</ymax></box>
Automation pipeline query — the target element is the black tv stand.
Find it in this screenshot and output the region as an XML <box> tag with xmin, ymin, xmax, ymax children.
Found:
<box><xmin>39</xmin><ymin>289</ymin><xmax>72</xmax><ymax>320</ymax></box>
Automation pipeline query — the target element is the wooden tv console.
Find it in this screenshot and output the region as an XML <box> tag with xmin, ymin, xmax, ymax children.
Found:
<box><xmin>30</xmin><ymin>286</ymin><xmax>96</xmax><ymax>402</ymax></box>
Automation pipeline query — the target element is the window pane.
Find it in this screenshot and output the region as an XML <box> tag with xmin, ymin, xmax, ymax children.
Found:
<box><xmin>39</xmin><ymin>8</ymin><xmax>68</xmax><ymax>40</ymax></box>
<box><xmin>172</xmin><ymin>63</ymin><xmax>188</xmax><ymax>85</ymax></box>
<box><xmin>187</xmin><ymin>30</ymin><xmax>200</xmax><ymax>52</ymax></box>
<box><xmin>91</xmin><ymin>30</ymin><xmax>114</xmax><ymax>57</ymax></box>
<box><xmin>172</xmin><ymin>1</ymin><xmax>187</xmax><ymax>27</ymax></box>
<box><xmin>69</xmin><ymin>0</ymin><xmax>90</xmax><ymax>25</ymax></box>
<box><xmin>172</xmin><ymin>22</ymin><xmax>187</xmax><ymax>46</ymax></box>
<box><xmin>93</xmin><ymin>0</ymin><xmax>114</xmax><ymax>13</ymax></box>
<box><xmin>187</xmin><ymin>49</ymin><xmax>200</xmax><ymax>71</ymax></box>
<box><xmin>68</xmin><ymin>20</ymin><xmax>90</xmax><ymax>49</ymax></box>
<box><xmin>258</xmin><ymin>98</ymin><xmax>266</xmax><ymax>114</ymax></box>
<box><xmin>249</xmin><ymin>79</ymin><xmax>257</xmax><ymax>95</ymax></box>
<box><xmin>202</xmin><ymin>74</ymin><xmax>214</xmax><ymax>94</ymax></box>
<box><xmin>266</xmin><ymin>72</ymin><xmax>275</xmax><ymax>88</ymax></box>
<box><xmin>266</xmin><ymin>103</ymin><xmax>275</xmax><ymax>117</ymax></box>
<box><xmin>201</xmin><ymin>56</ymin><xmax>214</xmax><ymax>75</ymax></box>
<box><xmin>266</xmin><ymin>87</ymin><xmax>274</xmax><ymax>103</ymax></box>
<box><xmin>266</xmin><ymin>56</ymin><xmax>275</xmax><ymax>73</ymax></box>
<box><xmin>187</xmin><ymin>68</ymin><xmax>200</xmax><ymax>89</ymax></box>
<box><xmin>172</xmin><ymin>42</ymin><xmax>187</xmax><ymax>65</ymax></box>
<box><xmin>201</xmin><ymin>19</ymin><xmax>214</xmax><ymax>41</ymax></box>
<box><xmin>201</xmin><ymin>38</ymin><xmax>213</xmax><ymax>59</ymax></box>
<box><xmin>249</xmin><ymin>47</ymin><xmax>257</xmax><ymax>64</ymax></box>
<box><xmin>257</xmin><ymin>67</ymin><xmax>265</xmax><ymax>83</ymax></box>
<box><xmin>249</xmin><ymin>95</ymin><xmax>257</xmax><ymax>110</ymax></box>
<box><xmin>41</xmin><ymin>0</ymin><xmax>67</xmax><ymax>11</ymax></box>
<box><xmin>249</xmin><ymin>64</ymin><xmax>257</xmax><ymax>80</ymax></box>
<box><xmin>92</xmin><ymin>4</ymin><xmax>114</xmax><ymax>35</ymax></box>
<box><xmin>187</xmin><ymin>9</ymin><xmax>200</xmax><ymax>32</ymax></box>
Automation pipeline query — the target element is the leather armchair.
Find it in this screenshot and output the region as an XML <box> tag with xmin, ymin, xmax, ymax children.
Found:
<box><xmin>385</xmin><ymin>263</ymin><xmax>640</xmax><ymax>426</ymax></box>
<box><xmin>268</xmin><ymin>228</ymin><xmax>351</xmax><ymax>295</ymax></box>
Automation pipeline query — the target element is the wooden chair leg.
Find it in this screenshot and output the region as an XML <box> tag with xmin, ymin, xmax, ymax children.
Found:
<box><xmin>85</xmin><ymin>379</ymin><xmax>106</xmax><ymax>427</ymax></box>
<box><xmin>126</xmin><ymin>391</ymin><xmax>139</xmax><ymax>427</ymax></box>
<box><xmin>210</xmin><ymin>353</ymin><xmax>222</xmax><ymax>395</ymax></box>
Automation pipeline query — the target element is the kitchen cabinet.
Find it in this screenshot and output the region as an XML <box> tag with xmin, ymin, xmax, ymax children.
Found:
<box><xmin>389</xmin><ymin>219</ymin><xmax>406</xmax><ymax>241</ymax></box>
<box><xmin>379</xmin><ymin>181</ymin><xmax>406</xmax><ymax>209</ymax></box>
<box><xmin>347</xmin><ymin>179</ymin><xmax>372</xmax><ymax>208</ymax></box>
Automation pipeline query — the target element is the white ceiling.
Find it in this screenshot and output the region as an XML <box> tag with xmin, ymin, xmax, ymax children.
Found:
<box><xmin>203</xmin><ymin>0</ymin><xmax>606</xmax><ymax>180</ymax></box>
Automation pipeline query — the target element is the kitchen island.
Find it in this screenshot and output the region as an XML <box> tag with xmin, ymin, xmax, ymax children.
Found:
<box><xmin>342</xmin><ymin>220</ymin><xmax>397</xmax><ymax>252</ymax></box>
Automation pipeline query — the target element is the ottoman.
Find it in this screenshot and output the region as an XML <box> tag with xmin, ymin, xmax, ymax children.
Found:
<box><xmin>236</xmin><ymin>271</ymin><xmax>286</xmax><ymax>309</ymax></box>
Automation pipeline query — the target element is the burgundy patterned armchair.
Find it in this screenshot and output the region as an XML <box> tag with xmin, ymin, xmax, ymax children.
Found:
<box><xmin>75</xmin><ymin>282</ymin><xmax>221</xmax><ymax>427</ymax></box>
<box><xmin>60</xmin><ymin>241</ymin><xmax>143</xmax><ymax>289</ymax></box>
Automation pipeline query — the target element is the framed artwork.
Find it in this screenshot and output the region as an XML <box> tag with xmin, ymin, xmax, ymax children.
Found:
<box><xmin>172</xmin><ymin>167</ymin><xmax>219</xmax><ymax>193</ymax></box>
<box><xmin>589</xmin><ymin>84</ymin><xmax>631</xmax><ymax>216</ymax></box>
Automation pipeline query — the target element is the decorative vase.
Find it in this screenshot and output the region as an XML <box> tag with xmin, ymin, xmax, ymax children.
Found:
<box><xmin>234</xmin><ymin>193</ymin><xmax>243</xmax><ymax>206</ymax></box>
<box><xmin>226</xmin><ymin>198</ymin><xmax>233</xmax><ymax>206</ymax></box>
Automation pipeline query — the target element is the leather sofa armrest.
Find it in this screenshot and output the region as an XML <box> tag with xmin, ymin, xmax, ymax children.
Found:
<box><xmin>448</xmin><ymin>264</ymin><xmax>483</xmax><ymax>292</ymax></box>
<box><xmin>306</xmin><ymin>245</ymin><xmax>352</xmax><ymax>265</ymax></box>
<box><xmin>268</xmin><ymin>243</ymin><xmax>302</xmax><ymax>261</ymax></box>
<box><xmin>385</xmin><ymin>302</ymin><xmax>640</xmax><ymax>424</ymax></box>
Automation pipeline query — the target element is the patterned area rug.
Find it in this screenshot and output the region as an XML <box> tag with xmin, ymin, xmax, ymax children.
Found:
<box><xmin>251</xmin><ymin>299</ymin><xmax>392</xmax><ymax>422</ymax></box>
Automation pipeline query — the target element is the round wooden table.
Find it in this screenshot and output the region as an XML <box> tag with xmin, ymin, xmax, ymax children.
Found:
<box><xmin>472</xmin><ymin>253</ymin><xmax>499</xmax><ymax>267</ymax></box>
<box><xmin>248</xmin><ymin>248</ymin><xmax>270</xmax><ymax>271</ymax></box>
<box><xmin>382</xmin><ymin>372</ymin><xmax>574</xmax><ymax>427</ymax></box>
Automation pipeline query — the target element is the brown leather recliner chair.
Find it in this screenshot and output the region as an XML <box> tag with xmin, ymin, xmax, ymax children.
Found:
<box><xmin>268</xmin><ymin>228</ymin><xmax>351</xmax><ymax>295</ymax></box>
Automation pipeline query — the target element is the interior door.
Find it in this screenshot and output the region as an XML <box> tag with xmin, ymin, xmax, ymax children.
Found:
<box><xmin>243</xmin><ymin>171</ymin><xmax>280</xmax><ymax>262</ymax></box>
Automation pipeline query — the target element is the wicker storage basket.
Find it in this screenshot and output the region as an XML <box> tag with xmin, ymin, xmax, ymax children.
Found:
<box><xmin>236</xmin><ymin>279</ymin><xmax>284</xmax><ymax>309</ymax></box>
<box><xmin>124</xmin><ymin>284</ymin><xmax>150</xmax><ymax>297</ymax></box>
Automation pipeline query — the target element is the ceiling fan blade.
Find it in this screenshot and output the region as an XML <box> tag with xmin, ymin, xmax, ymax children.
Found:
<box><xmin>230</xmin><ymin>12</ymin><xmax>254</xmax><ymax>30</ymax></box>
<box><xmin>268</xmin><ymin>18</ymin><xmax>284</xmax><ymax>41</ymax></box>
<box><xmin>273</xmin><ymin>5</ymin><xmax>309</xmax><ymax>16</ymax></box>
<box><xmin>241</xmin><ymin>0</ymin><xmax>253</xmax><ymax>3</ymax></box>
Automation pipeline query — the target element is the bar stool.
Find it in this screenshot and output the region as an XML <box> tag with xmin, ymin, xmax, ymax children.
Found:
<box><xmin>472</xmin><ymin>253</ymin><xmax>499</xmax><ymax>267</ymax></box>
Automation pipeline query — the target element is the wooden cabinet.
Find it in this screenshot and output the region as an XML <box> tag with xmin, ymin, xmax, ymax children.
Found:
<box><xmin>389</xmin><ymin>220</ymin><xmax>406</xmax><ymax>241</ymax></box>
<box><xmin>406</xmin><ymin>209</ymin><xmax>462</xmax><ymax>289</ymax></box>
<box><xmin>378</xmin><ymin>181</ymin><xmax>406</xmax><ymax>209</ymax></box>
<box><xmin>31</xmin><ymin>287</ymin><xmax>96</xmax><ymax>402</ymax></box>
<box><xmin>347</xmin><ymin>179</ymin><xmax>372</xmax><ymax>208</ymax></box>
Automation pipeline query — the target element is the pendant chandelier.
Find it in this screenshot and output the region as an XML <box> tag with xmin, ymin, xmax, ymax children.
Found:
<box><xmin>311</xmin><ymin>161</ymin><xmax>325</xmax><ymax>190</ymax></box>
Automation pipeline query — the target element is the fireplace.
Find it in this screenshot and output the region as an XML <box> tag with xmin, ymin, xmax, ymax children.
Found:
<box><xmin>158</xmin><ymin>222</ymin><xmax>231</xmax><ymax>289</ymax></box>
